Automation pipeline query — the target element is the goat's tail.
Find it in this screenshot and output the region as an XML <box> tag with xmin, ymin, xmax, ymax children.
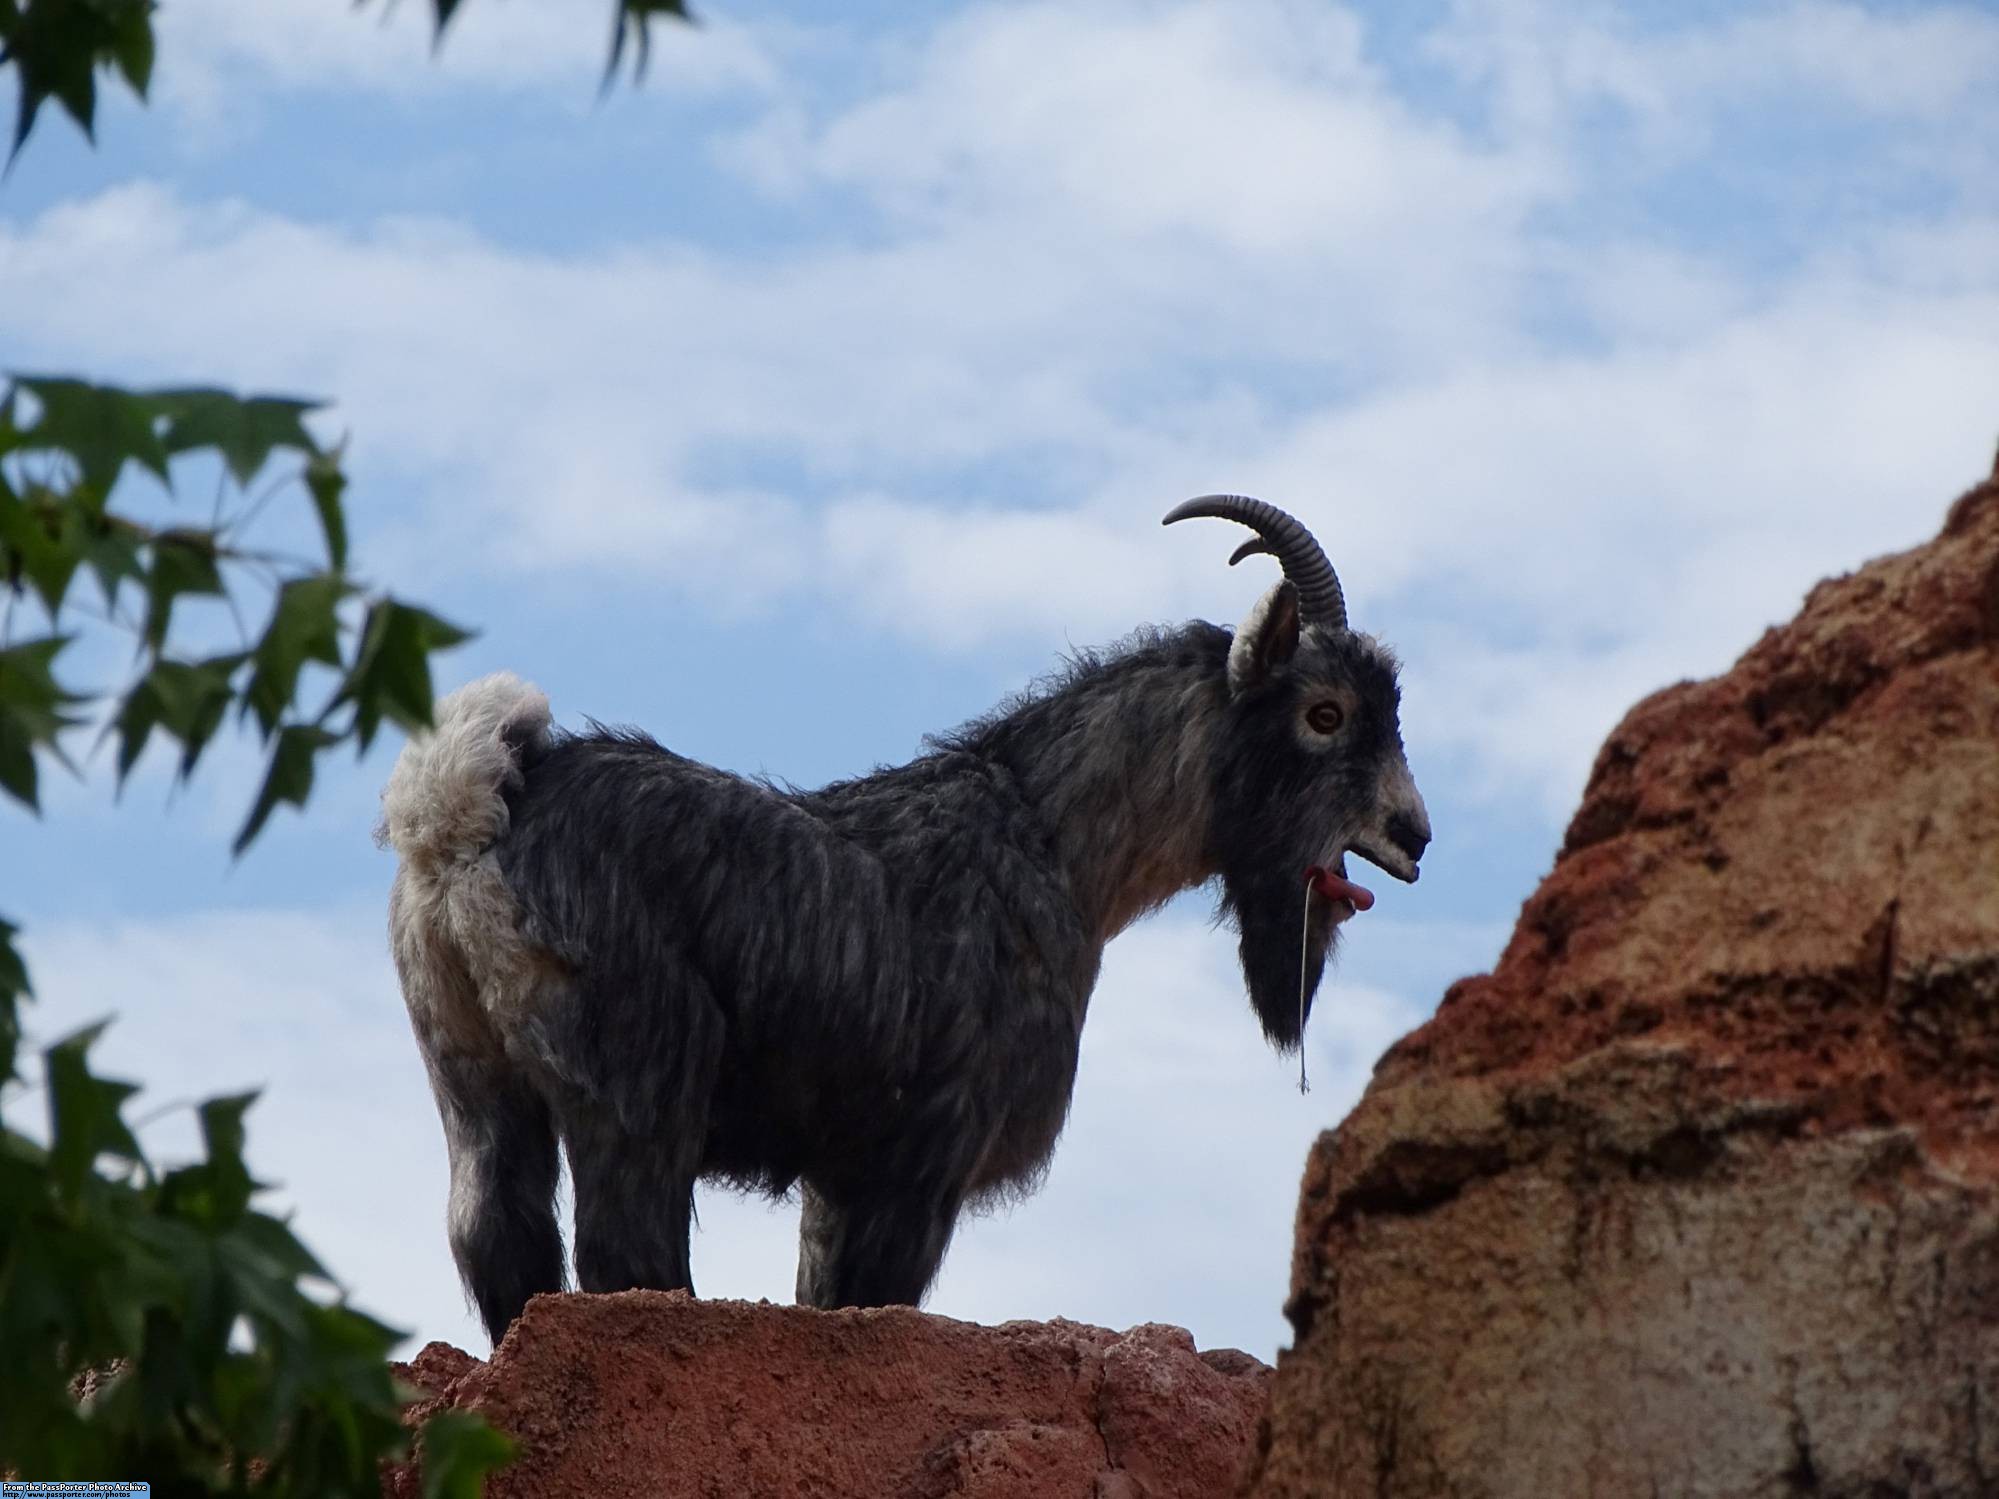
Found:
<box><xmin>377</xmin><ymin>670</ymin><xmax>551</xmax><ymax>871</ymax></box>
<box><xmin>379</xmin><ymin>672</ymin><xmax>564</xmax><ymax>1344</ymax></box>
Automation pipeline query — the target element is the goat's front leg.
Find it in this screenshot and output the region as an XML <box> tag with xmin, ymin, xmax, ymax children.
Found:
<box><xmin>795</xmin><ymin>1182</ymin><xmax>841</xmax><ymax>1307</ymax></box>
<box><xmin>547</xmin><ymin>963</ymin><xmax>724</xmax><ymax>1301</ymax></box>
<box><xmin>793</xmin><ymin>1180</ymin><xmax>962</xmax><ymax>1309</ymax></box>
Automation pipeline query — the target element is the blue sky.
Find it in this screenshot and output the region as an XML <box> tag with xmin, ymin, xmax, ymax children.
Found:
<box><xmin>4</xmin><ymin>0</ymin><xmax>1997</xmax><ymax>1360</ymax></box>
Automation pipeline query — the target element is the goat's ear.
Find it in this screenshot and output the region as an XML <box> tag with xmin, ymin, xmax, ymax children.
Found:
<box><xmin>1228</xmin><ymin>580</ymin><xmax>1301</xmax><ymax>695</ymax></box>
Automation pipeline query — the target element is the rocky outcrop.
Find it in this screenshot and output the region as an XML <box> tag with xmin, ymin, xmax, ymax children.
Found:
<box><xmin>1248</xmin><ymin>481</ymin><xmax>1999</xmax><ymax>1497</ymax></box>
<box><xmin>387</xmin><ymin>1292</ymin><xmax>1268</xmax><ymax>1499</ymax></box>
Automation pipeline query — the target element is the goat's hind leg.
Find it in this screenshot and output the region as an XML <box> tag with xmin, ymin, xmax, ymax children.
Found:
<box><xmin>794</xmin><ymin>1182</ymin><xmax>962</xmax><ymax>1310</ymax></box>
<box><xmin>431</xmin><ymin>1051</ymin><xmax>565</xmax><ymax>1345</ymax></box>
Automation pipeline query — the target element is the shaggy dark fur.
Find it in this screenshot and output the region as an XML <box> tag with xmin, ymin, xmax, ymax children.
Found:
<box><xmin>383</xmin><ymin>575</ymin><xmax>1429</xmax><ymax>1344</ymax></box>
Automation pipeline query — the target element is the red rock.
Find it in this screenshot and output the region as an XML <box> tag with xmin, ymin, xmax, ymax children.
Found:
<box><xmin>387</xmin><ymin>1293</ymin><xmax>1268</xmax><ymax>1499</ymax></box>
<box><xmin>1248</xmin><ymin>479</ymin><xmax>1999</xmax><ymax>1496</ymax></box>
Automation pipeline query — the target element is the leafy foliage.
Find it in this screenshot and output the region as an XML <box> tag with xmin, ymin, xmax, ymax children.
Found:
<box><xmin>0</xmin><ymin>0</ymin><xmax>692</xmax><ymax>160</ymax></box>
<box><xmin>1</xmin><ymin>380</ymin><xmax>505</xmax><ymax>1493</ymax></box>
<box><xmin>0</xmin><ymin>0</ymin><xmax>155</xmax><ymax>164</ymax></box>
<box><xmin>0</xmin><ymin>1031</ymin><xmax>460</xmax><ymax>1492</ymax></box>
<box><xmin>0</xmin><ymin>375</ymin><xmax>466</xmax><ymax>847</ymax></box>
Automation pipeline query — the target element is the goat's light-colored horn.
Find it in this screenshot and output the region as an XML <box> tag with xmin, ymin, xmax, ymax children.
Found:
<box><xmin>1161</xmin><ymin>494</ymin><xmax>1349</xmax><ymax>632</ymax></box>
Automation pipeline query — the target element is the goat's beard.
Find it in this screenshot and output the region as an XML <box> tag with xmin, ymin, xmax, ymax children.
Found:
<box><xmin>1220</xmin><ymin>861</ymin><xmax>1337</xmax><ymax>1051</ymax></box>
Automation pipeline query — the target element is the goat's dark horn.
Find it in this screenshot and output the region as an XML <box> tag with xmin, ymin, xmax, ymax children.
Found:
<box><xmin>1162</xmin><ymin>494</ymin><xmax>1348</xmax><ymax>631</ymax></box>
<box><xmin>1227</xmin><ymin>538</ymin><xmax>1271</xmax><ymax>567</ymax></box>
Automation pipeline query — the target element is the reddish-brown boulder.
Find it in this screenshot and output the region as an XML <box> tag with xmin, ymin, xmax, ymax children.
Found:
<box><xmin>1248</xmin><ymin>480</ymin><xmax>1999</xmax><ymax>1496</ymax></box>
<box><xmin>386</xmin><ymin>1292</ymin><xmax>1268</xmax><ymax>1499</ymax></box>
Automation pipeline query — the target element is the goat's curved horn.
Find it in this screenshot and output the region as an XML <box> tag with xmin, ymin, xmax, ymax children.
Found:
<box><xmin>1227</xmin><ymin>538</ymin><xmax>1271</xmax><ymax>567</ymax></box>
<box><xmin>1162</xmin><ymin>494</ymin><xmax>1348</xmax><ymax>631</ymax></box>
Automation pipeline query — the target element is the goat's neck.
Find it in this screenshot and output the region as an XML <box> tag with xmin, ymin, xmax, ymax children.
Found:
<box><xmin>1001</xmin><ymin>659</ymin><xmax>1225</xmax><ymax>943</ymax></box>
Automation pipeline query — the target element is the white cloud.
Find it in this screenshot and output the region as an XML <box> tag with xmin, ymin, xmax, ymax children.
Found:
<box><xmin>8</xmin><ymin>903</ymin><xmax>1437</xmax><ymax>1359</ymax></box>
<box><xmin>744</xmin><ymin>2</ymin><xmax>1545</xmax><ymax>258</ymax></box>
<box><xmin>735</xmin><ymin>4</ymin><xmax>1557</xmax><ymax>382</ymax></box>
<box><xmin>1253</xmin><ymin>264</ymin><xmax>1999</xmax><ymax>808</ymax></box>
<box><xmin>4</xmin><ymin>2</ymin><xmax>1995</xmax><ymax>819</ymax></box>
<box><xmin>1431</xmin><ymin>0</ymin><xmax>1999</xmax><ymax>146</ymax></box>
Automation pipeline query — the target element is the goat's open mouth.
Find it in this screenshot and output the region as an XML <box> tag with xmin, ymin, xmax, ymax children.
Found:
<box><xmin>1307</xmin><ymin>855</ymin><xmax>1376</xmax><ymax>916</ymax></box>
<box><xmin>1348</xmin><ymin>836</ymin><xmax>1421</xmax><ymax>887</ymax></box>
<box><xmin>1309</xmin><ymin>839</ymin><xmax>1423</xmax><ymax>917</ymax></box>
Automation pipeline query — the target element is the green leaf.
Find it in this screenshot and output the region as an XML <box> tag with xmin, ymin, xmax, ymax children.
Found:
<box><xmin>196</xmin><ymin>1092</ymin><xmax>255</xmax><ymax>1195</ymax></box>
<box><xmin>80</xmin><ymin>514</ymin><xmax>145</xmax><ymax>610</ymax></box>
<box><xmin>304</xmin><ymin>448</ymin><xmax>349</xmax><ymax>572</ymax></box>
<box><xmin>243</xmin><ymin>574</ymin><xmax>348</xmax><ymax>738</ymax></box>
<box><xmin>3</xmin><ymin>12</ymin><xmax>90</xmax><ymax>157</ymax></box>
<box><xmin>230</xmin><ymin>1206</ymin><xmax>331</xmax><ymax>1287</ymax></box>
<box><xmin>108</xmin><ymin>0</ymin><xmax>152</xmax><ymax>95</ymax></box>
<box><xmin>0</xmin><ymin>397</ymin><xmax>26</xmax><ymax>461</ymax></box>
<box><xmin>141</xmin><ymin>528</ymin><xmax>225</xmax><ymax>648</ymax></box>
<box><xmin>0</xmin><ymin>710</ymin><xmax>35</xmax><ymax>808</ymax></box>
<box><xmin>9</xmin><ymin>376</ymin><xmax>170</xmax><ymax>490</ymax></box>
<box><xmin>0</xmin><ymin>913</ymin><xmax>27</xmax><ymax>1000</ymax></box>
<box><xmin>233</xmin><ymin>723</ymin><xmax>337</xmax><ymax>855</ymax></box>
<box><xmin>419</xmin><ymin>1408</ymin><xmax>516</xmax><ymax>1499</ymax></box>
<box><xmin>1</xmin><ymin>0</ymin><xmax>156</xmax><ymax>160</ymax></box>
<box><xmin>108</xmin><ymin>676</ymin><xmax>159</xmax><ymax>785</ymax></box>
<box><xmin>605</xmin><ymin>0</ymin><xmax>692</xmax><ymax>88</ymax></box>
<box><xmin>111</xmin><ymin>652</ymin><xmax>247</xmax><ymax>785</ymax></box>
<box><xmin>0</xmin><ymin>634</ymin><xmax>79</xmax><ymax>717</ymax></box>
<box><xmin>0</xmin><ymin>635</ymin><xmax>85</xmax><ymax>809</ymax></box>
<box><xmin>137</xmin><ymin>652</ymin><xmax>245</xmax><ymax>781</ymax></box>
<box><xmin>156</xmin><ymin>1091</ymin><xmax>261</xmax><ymax>1229</ymax></box>
<box><xmin>153</xmin><ymin>387</ymin><xmax>322</xmax><ymax>488</ymax></box>
<box><xmin>0</xmin><ymin>913</ymin><xmax>27</xmax><ymax>1084</ymax></box>
<box><xmin>43</xmin><ymin>1022</ymin><xmax>145</xmax><ymax>1201</ymax></box>
<box><xmin>333</xmin><ymin>599</ymin><xmax>473</xmax><ymax>753</ymax></box>
<box><xmin>0</xmin><ymin>634</ymin><xmax>80</xmax><ymax>719</ymax></box>
<box><xmin>0</xmin><ymin>480</ymin><xmax>87</xmax><ymax>615</ymax></box>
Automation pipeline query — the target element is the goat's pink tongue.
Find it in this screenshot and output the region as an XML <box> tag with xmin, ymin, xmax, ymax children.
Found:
<box><xmin>1305</xmin><ymin>866</ymin><xmax>1376</xmax><ymax>912</ymax></box>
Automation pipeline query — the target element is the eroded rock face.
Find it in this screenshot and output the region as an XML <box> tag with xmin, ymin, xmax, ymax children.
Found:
<box><xmin>1248</xmin><ymin>483</ymin><xmax>1999</xmax><ymax>1497</ymax></box>
<box><xmin>386</xmin><ymin>1292</ymin><xmax>1269</xmax><ymax>1499</ymax></box>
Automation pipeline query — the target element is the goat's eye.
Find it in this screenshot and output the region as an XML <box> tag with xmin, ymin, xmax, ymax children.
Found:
<box><xmin>1306</xmin><ymin>702</ymin><xmax>1344</xmax><ymax>735</ymax></box>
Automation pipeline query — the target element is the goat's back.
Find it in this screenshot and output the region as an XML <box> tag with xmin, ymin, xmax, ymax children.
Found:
<box><xmin>491</xmin><ymin>726</ymin><xmax>1099</xmax><ymax>1198</ymax></box>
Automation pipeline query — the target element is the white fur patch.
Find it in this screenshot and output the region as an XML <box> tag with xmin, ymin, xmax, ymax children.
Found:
<box><xmin>381</xmin><ymin>672</ymin><xmax>559</xmax><ymax>1070</ymax></box>
<box><xmin>377</xmin><ymin>672</ymin><xmax>551</xmax><ymax>870</ymax></box>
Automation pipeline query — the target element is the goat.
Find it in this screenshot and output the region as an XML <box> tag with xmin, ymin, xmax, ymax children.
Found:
<box><xmin>379</xmin><ymin>496</ymin><xmax>1431</xmax><ymax>1343</ymax></box>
